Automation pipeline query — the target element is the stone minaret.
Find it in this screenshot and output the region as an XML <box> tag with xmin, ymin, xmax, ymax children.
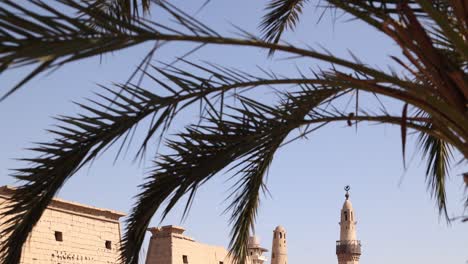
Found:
<box><xmin>271</xmin><ymin>226</ymin><xmax>287</xmax><ymax>264</ymax></box>
<box><xmin>247</xmin><ymin>236</ymin><xmax>268</xmax><ymax>264</ymax></box>
<box><xmin>336</xmin><ymin>186</ymin><xmax>361</xmax><ymax>264</ymax></box>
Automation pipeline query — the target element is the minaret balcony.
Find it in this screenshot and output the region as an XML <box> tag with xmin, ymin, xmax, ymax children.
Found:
<box><xmin>336</xmin><ymin>240</ymin><xmax>361</xmax><ymax>255</ymax></box>
<box><xmin>253</xmin><ymin>255</ymin><xmax>268</xmax><ymax>262</ymax></box>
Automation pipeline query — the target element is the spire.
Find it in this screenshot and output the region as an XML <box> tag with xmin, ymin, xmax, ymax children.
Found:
<box><xmin>248</xmin><ymin>236</ymin><xmax>268</xmax><ymax>264</ymax></box>
<box><xmin>336</xmin><ymin>186</ymin><xmax>361</xmax><ymax>264</ymax></box>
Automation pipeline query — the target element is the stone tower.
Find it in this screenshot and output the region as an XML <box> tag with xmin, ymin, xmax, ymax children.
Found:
<box><xmin>336</xmin><ymin>186</ymin><xmax>361</xmax><ymax>264</ymax></box>
<box><xmin>271</xmin><ymin>226</ymin><xmax>287</xmax><ymax>264</ymax></box>
<box><xmin>247</xmin><ymin>236</ymin><xmax>268</xmax><ymax>264</ymax></box>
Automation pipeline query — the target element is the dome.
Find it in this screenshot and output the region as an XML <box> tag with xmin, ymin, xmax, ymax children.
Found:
<box><xmin>248</xmin><ymin>236</ymin><xmax>260</xmax><ymax>247</ymax></box>
<box><xmin>274</xmin><ymin>225</ymin><xmax>286</xmax><ymax>232</ymax></box>
<box><xmin>342</xmin><ymin>199</ymin><xmax>353</xmax><ymax>210</ymax></box>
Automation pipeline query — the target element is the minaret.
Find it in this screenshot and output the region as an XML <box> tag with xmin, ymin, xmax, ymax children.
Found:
<box><xmin>336</xmin><ymin>186</ymin><xmax>361</xmax><ymax>264</ymax></box>
<box><xmin>247</xmin><ymin>236</ymin><xmax>268</xmax><ymax>264</ymax></box>
<box><xmin>271</xmin><ymin>226</ymin><xmax>287</xmax><ymax>264</ymax></box>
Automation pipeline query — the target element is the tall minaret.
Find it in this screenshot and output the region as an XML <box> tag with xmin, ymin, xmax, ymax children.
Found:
<box><xmin>336</xmin><ymin>186</ymin><xmax>361</xmax><ymax>264</ymax></box>
<box><xmin>271</xmin><ymin>226</ymin><xmax>287</xmax><ymax>264</ymax></box>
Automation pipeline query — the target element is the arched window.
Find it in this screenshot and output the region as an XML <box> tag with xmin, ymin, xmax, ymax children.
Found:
<box><xmin>344</xmin><ymin>211</ymin><xmax>348</xmax><ymax>221</ymax></box>
<box><xmin>279</xmin><ymin>232</ymin><xmax>282</xmax><ymax>239</ymax></box>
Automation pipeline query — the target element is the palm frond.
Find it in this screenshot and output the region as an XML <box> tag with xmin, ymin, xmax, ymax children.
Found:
<box><xmin>1</xmin><ymin>58</ymin><xmax>350</xmax><ymax>263</ymax></box>
<box><xmin>0</xmin><ymin>0</ymin><xmax>413</xmax><ymax>100</ymax></box>
<box><xmin>0</xmin><ymin>0</ymin><xmax>225</xmax><ymax>100</ymax></box>
<box><xmin>260</xmin><ymin>0</ymin><xmax>308</xmax><ymax>45</ymax></box>
<box><xmin>416</xmin><ymin>0</ymin><xmax>468</xmax><ymax>61</ymax></box>
<box><xmin>1</xmin><ymin>0</ymin><xmax>468</xmax><ymax>262</ymax></box>
<box><xmin>464</xmin><ymin>173</ymin><xmax>468</xmax><ymax>218</ymax></box>
<box><xmin>0</xmin><ymin>85</ymin><xmax>165</xmax><ymax>263</ymax></box>
<box><xmin>122</xmin><ymin>86</ymin><xmax>339</xmax><ymax>264</ymax></box>
<box><xmin>0</xmin><ymin>0</ymin><xmax>157</xmax><ymax>100</ymax></box>
<box><xmin>0</xmin><ymin>62</ymin><xmax>274</xmax><ymax>262</ymax></box>
<box><xmin>85</xmin><ymin>0</ymin><xmax>152</xmax><ymax>22</ymax></box>
<box><xmin>418</xmin><ymin>128</ymin><xmax>453</xmax><ymax>221</ymax></box>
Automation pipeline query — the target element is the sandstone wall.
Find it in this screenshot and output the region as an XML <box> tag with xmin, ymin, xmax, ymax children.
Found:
<box><xmin>0</xmin><ymin>186</ymin><xmax>125</xmax><ymax>264</ymax></box>
<box><xmin>145</xmin><ymin>226</ymin><xmax>234</xmax><ymax>264</ymax></box>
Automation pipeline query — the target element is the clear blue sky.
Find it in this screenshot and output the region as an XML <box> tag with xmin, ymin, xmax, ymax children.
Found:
<box><xmin>0</xmin><ymin>1</ymin><xmax>466</xmax><ymax>263</ymax></box>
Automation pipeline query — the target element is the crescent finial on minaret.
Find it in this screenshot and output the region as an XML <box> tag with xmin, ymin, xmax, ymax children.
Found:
<box><xmin>344</xmin><ymin>185</ymin><xmax>350</xmax><ymax>200</ymax></box>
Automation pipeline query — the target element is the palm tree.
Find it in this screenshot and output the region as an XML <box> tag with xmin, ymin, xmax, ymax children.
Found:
<box><xmin>0</xmin><ymin>0</ymin><xmax>466</xmax><ymax>263</ymax></box>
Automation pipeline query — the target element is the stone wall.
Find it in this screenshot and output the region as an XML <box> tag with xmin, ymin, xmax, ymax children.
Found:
<box><xmin>145</xmin><ymin>226</ymin><xmax>234</xmax><ymax>264</ymax></box>
<box><xmin>0</xmin><ymin>186</ymin><xmax>125</xmax><ymax>264</ymax></box>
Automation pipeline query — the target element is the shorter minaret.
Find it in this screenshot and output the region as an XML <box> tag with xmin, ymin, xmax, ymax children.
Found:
<box><xmin>247</xmin><ymin>236</ymin><xmax>268</xmax><ymax>264</ymax></box>
<box><xmin>336</xmin><ymin>186</ymin><xmax>361</xmax><ymax>264</ymax></box>
<box><xmin>271</xmin><ymin>226</ymin><xmax>287</xmax><ymax>264</ymax></box>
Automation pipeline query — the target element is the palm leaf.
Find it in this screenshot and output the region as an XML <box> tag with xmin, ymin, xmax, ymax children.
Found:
<box><xmin>0</xmin><ymin>85</ymin><xmax>165</xmax><ymax>263</ymax></box>
<box><xmin>260</xmin><ymin>0</ymin><xmax>308</xmax><ymax>45</ymax></box>
<box><xmin>418</xmin><ymin>128</ymin><xmax>453</xmax><ymax>221</ymax></box>
<box><xmin>1</xmin><ymin>1</ymin><xmax>468</xmax><ymax>263</ymax></box>
<box><xmin>0</xmin><ymin>0</ymin><xmax>156</xmax><ymax>100</ymax></box>
<box><xmin>86</xmin><ymin>0</ymin><xmax>152</xmax><ymax>22</ymax></box>
<box><xmin>122</xmin><ymin>87</ymin><xmax>339</xmax><ymax>264</ymax></box>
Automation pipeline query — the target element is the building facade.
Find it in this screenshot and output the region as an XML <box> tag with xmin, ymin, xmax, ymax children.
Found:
<box><xmin>0</xmin><ymin>186</ymin><xmax>125</xmax><ymax>264</ymax></box>
<box><xmin>144</xmin><ymin>225</ymin><xmax>269</xmax><ymax>264</ymax></box>
<box><xmin>0</xmin><ymin>185</ymin><xmax>363</xmax><ymax>264</ymax></box>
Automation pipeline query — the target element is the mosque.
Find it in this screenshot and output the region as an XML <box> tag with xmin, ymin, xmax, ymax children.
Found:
<box><xmin>0</xmin><ymin>185</ymin><xmax>361</xmax><ymax>264</ymax></box>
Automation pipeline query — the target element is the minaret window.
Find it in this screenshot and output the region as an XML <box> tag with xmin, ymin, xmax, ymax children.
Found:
<box><xmin>182</xmin><ymin>255</ymin><xmax>188</xmax><ymax>264</ymax></box>
<box><xmin>279</xmin><ymin>232</ymin><xmax>282</xmax><ymax>239</ymax></box>
<box><xmin>344</xmin><ymin>211</ymin><xmax>348</xmax><ymax>221</ymax></box>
